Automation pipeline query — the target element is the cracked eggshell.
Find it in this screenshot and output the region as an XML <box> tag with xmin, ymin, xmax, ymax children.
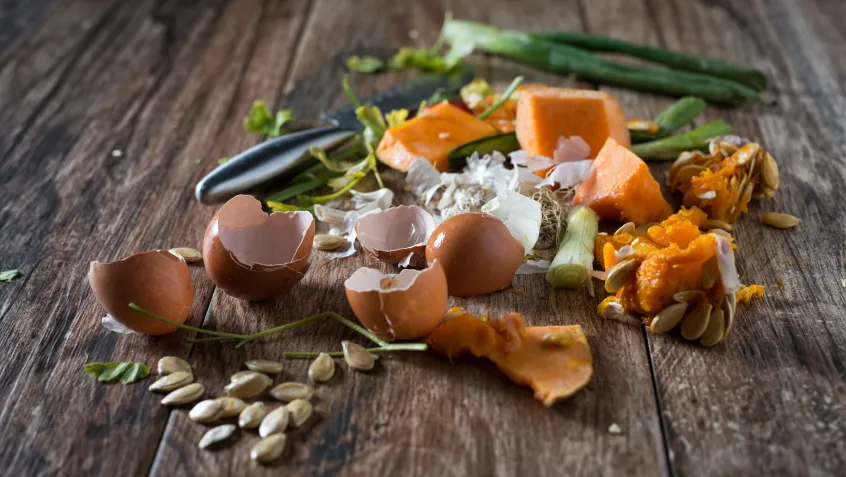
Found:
<box><xmin>344</xmin><ymin>261</ymin><xmax>448</xmax><ymax>340</ymax></box>
<box><xmin>354</xmin><ymin>205</ymin><xmax>435</xmax><ymax>266</ymax></box>
<box><xmin>88</xmin><ymin>250</ymin><xmax>193</xmax><ymax>335</ymax></box>
<box><xmin>202</xmin><ymin>195</ymin><xmax>315</xmax><ymax>301</ymax></box>
<box><xmin>425</xmin><ymin>213</ymin><xmax>524</xmax><ymax>297</ymax></box>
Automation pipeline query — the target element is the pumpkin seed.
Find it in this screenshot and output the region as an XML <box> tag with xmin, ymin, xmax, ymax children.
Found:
<box><xmin>270</xmin><ymin>382</ymin><xmax>313</xmax><ymax>403</ymax></box>
<box><xmin>762</xmin><ymin>212</ymin><xmax>799</xmax><ymax>229</ymax></box>
<box><xmin>158</xmin><ymin>356</ymin><xmax>191</xmax><ymax>376</ymax></box>
<box><xmin>342</xmin><ymin>341</ymin><xmax>376</xmax><ymax>371</ymax></box>
<box><xmin>230</xmin><ymin>370</ymin><xmax>273</xmax><ymax>387</ymax></box>
<box><xmin>259</xmin><ymin>407</ymin><xmax>290</xmax><ymax>438</ymax></box>
<box><xmin>614</xmin><ymin>222</ymin><xmax>635</xmax><ymax>236</ymax></box>
<box><xmin>245</xmin><ymin>359</ymin><xmax>283</xmax><ymax>374</ymax></box>
<box><xmin>308</xmin><ymin>353</ymin><xmax>335</xmax><ymax>383</ymax></box>
<box><xmin>161</xmin><ymin>383</ymin><xmax>204</xmax><ymax>406</ymax></box>
<box><xmin>199</xmin><ymin>424</ymin><xmax>236</xmax><ymax>449</ymax></box>
<box><xmin>149</xmin><ymin>371</ymin><xmax>193</xmax><ymax>393</ymax></box>
<box><xmin>542</xmin><ymin>331</ymin><xmax>576</xmax><ymax>346</ymax></box>
<box><xmin>733</xmin><ymin>143</ymin><xmax>760</xmax><ymax>165</ymax></box>
<box><xmin>238</xmin><ymin>402</ymin><xmax>266</xmax><ymax>429</ymax></box>
<box><xmin>718</xmin><ymin>142</ymin><xmax>738</xmax><ymax>157</ymax></box>
<box><xmin>189</xmin><ymin>399</ymin><xmax>224</xmax><ymax>424</ymax></box>
<box><xmin>314</xmin><ymin>234</ymin><xmax>346</xmax><ymax>251</ymax></box>
<box><xmin>286</xmin><ymin>399</ymin><xmax>313</xmax><ymax>428</ymax></box>
<box><xmin>762</xmin><ymin>153</ymin><xmax>779</xmax><ymax>190</ymax></box>
<box><xmin>681</xmin><ymin>304</ymin><xmax>712</xmax><ymax>340</ymax></box>
<box><xmin>703</xmin><ymin>219</ymin><xmax>732</xmax><ymax>231</ymax></box>
<box><xmin>702</xmin><ymin>255</ymin><xmax>719</xmax><ymax>290</ymax></box>
<box><xmin>673</xmin><ymin>290</ymin><xmax>706</xmax><ymax>304</ymax></box>
<box><xmin>670</xmin><ymin>151</ymin><xmax>704</xmax><ymax>177</ymax></box>
<box><xmin>721</xmin><ymin>293</ymin><xmax>738</xmax><ymax>338</ymax></box>
<box><xmin>605</xmin><ymin>258</ymin><xmax>640</xmax><ymax>293</ymax></box>
<box><xmin>672</xmin><ymin>164</ymin><xmax>706</xmax><ymax>188</ymax></box>
<box><xmin>225</xmin><ymin>373</ymin><xmax>270</xmax><ymax>399</ymax></box>
<box><xmin>700</xmin><ymin>309</ymin><xmax>726</xmax><ymax>347</ymax></box>
<box><xmin>649</xmin><ymin>303</ymin><xmax>689</xmax><ymax>334</ymax></box>
<box><xmin>169</xmin><ymin>247</ymin><xmax>202</xmax><ymax>263</ymax></box>
<box><xmin>215</xmin><ymin>397</ymin><xmax>246</xmax><ymax>418</ymax></box>
<box><xmin>251</xmin><ymin>434</ymin><xmax>286</xmax><ymax>464</ymax></box>
<box><xmin>711</xmin><ymin>229</ymin><xmax>732</xmax><ymax>239</ymax></box>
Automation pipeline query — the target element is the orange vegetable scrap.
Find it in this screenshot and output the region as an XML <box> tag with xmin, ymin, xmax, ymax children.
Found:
<box><xmin>426</xmin><ymin>310</ymin><xmax>593</xmax><ymax>407</ymax></box>
<box><xmin>736</xmin><ymin>284</ymin><xmax>765</xmax><ymax>303</ymax></box>
<box><xmin>669</xmin><ymin>141</ymin><xmax>780</xmax><ymax>223</ymax></box>
<box><xmin>470</xmin><ymin>94</ymin><xmax>518</xmax><ymax>133</ymax></box>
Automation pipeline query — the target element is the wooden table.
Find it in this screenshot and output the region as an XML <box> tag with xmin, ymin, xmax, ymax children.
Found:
<box><xmin>2</xmin><ymin>0</ymin><xmax>844</xmax><ymax>475</ymax></box>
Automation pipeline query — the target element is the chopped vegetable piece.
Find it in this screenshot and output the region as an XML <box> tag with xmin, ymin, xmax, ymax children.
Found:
<box><xmin>574</xmin><ymin>138</ymin><xmax>672</xmax><ymax>224</ymax></box>
<box><xmin>629</xmin><ymin>96</ymin><xmax>706</xmax><ymax>143</ymax></box>
<box><xmin>376</xmin><ymin>102</ymin><xmax>497</xmax><ymax>172</ymax></box>
<box><xmin>632</xmin><ymin>120</ymin><xmax>732</xmax><ymax>160</ymax></box>
<box><xmin>515</xmin><ymin>86</ymin><xmax>630</xmax><ymax>158</ymax></box>
<box><xmin>426</xmin><ymin>311</ymin><xmax>593</xmax><ymax>406</ymax></box>
<box><xmin>546</xmin><ymin>206</ymin><xmax>599</xmax><ymax>288</ymax></box>
<box><xmin>0</xmin><ymin>269</ymin><xmax>20</xmax><ymax>283</ymax></box>
<box><xmin>446</xmin><ymin>132</ymin><xmax>520</xmax><ymax>171</ymax></box>
<box><xmin>736</xmin><ymin>284</ymin><xmax>765</xmax><ymax>303</ymax></box>
<box><xmin>346</xmin><ymin>55</ymin><xmax>385</xmax><ymax>73</ymax></box>
<box><xmin>243</xmin><ymin>101</ymin><xmax>293</xmax><ymax>137</ymax></box>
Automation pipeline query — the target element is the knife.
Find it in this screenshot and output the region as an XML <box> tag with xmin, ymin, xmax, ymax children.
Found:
<box><xmin>195</xmin><ymin>64</ymin><xmax>475</xmax><ymax>204</ymax></box>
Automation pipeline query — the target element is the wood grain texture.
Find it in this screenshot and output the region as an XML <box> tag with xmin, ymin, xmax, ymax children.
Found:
<box><xmin>0</xmin><ymin>0</ymin><xmax>844</xmax><ymax>476</ymax></box>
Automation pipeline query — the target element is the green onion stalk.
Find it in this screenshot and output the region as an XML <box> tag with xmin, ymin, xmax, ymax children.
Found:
<box><xmin>629</xmin><ymin>96</ymin><xmax>707</xmax><ymax>143</ymax></box>
<box><xmin>632</xmin><ymin>119</ymin><xmax>732</xmax><ymax>160</ymax></box>
<box><xmin>546</xmin><ymin>206</ymin><xmax>599</xmax><ymax>288</ymax></box>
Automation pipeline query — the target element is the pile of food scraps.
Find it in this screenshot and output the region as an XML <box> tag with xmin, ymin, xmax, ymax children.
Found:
<box><xmin>81</xmin><ymin>16</ymin><xmax>799</xmax><ymax>465</ymax></box>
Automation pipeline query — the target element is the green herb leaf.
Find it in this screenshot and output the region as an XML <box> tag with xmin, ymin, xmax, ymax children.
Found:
<box><xmin>385</xmin><ymin>109</ymin><xmax>408</xmax><ymax>128</ymax></box>
<box><xmin>0</xmin><ymin>269</ymin><xmax>19</xmax><ymax>283</ymax></box>
<box><xmin>346</xmin><ymin>55</ymin><xmax>385</xmax><ymax>73</ymax></box>
<box><xmin>217</xmin><ymin>157</ymin><xmax>230</xmax><ymax>165</ymax></box>
<box><xmin>460</xmin><ymin>78</ymin><xmax>494</xmax><ymax>106</ymax></box>
<box><xmin>387</xmin><ymin>47</ymin><xmax>460</xmax><ymax>73</ymax></box>
<box><xmin>84</xmin><ymin>361</ymin><xmax>151</xmax><ymax>385</ymax></box>
<box><xmin>243</xmin><ymin>101</ymin><xmax>294</xmax><ymax>137</ymax></box>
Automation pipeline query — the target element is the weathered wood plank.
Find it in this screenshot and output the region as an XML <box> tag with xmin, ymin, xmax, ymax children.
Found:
<box><xmin>150</xmin><ymin>0</ymin><xmax>666</xmax><ymax>476</ymax></box>
<box><xmin>0</xmin><ymin>0</ymin><xmax>310</xmax><ymax>475</ymax></box>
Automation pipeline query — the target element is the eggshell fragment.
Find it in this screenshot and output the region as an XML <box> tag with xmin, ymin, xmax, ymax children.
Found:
<box><xmin>354</xmin><ymin>205</ymin><xmax>435</xmax><ymax>266</ymax></box>
<box><xmin>88</xmin><ymin>250</ymin><xmax>193</xmax><ymax>335</ymax></box>
<box><xmin>202</xmin><ymin>195</ymin><xmax>315</xmax><ymax>301</ymax></box>
<box><xmin>344</xmin><ymin>261</ymin><xmax>448</xmax><ymax>340</ymax></box>
<box><xmin>425</xmin><ymin>213</ymin><xmax>524</xmax><ymax>297</ymax></box>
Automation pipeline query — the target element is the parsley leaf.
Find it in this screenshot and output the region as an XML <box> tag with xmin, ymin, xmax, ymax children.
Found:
<box><xmin>84</xmin><ymin>361</ymin><xmax>151</xmax><ymax>384</ymax></box>
<box><xmin>346</xmin><ymin>55</ymin><xmax>385</xmax><ymax>73</ymax></box>
<box><xmin>243</xmin><ymin>101</ymin><xmax>294</xmax><ymax>137</ymax></box>
<box><xmin>0</xmin><ymin>269</ymin><xmax>19</xmax><ymax>283</ymax></box>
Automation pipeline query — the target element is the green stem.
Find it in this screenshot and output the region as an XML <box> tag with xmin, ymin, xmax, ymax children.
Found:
<box><xmin>343</xmin><ymin>75</ymin><xmax>361</xmax><ymax>108</ymax></box>
<box><xmin>632</xmin><ymin>119</ymin><xmax>732</xmax><ymax>160</ymax></box>
<box><xmin>630</xmin><ymin>96</ymin><xmax>707</xmax><ymax>143</ymax></box>
<box><xmin>129</xmin><ymin>303</ymin><xmax>248</xmax><ymax>339</ymax></box>
<box><xmin>186</xmin><ymin>336</ymin><xmax>234</xmax><ymax>344</ymax></box>
<box><xmin>283</xmin><ymin>343</ymin><xmax>428</xmax><ymax>358</ymax></box>
<box><xmin>478</xmin><ymin>76</ymin><xmax>524</xmax><ymax>119</ymax></box>
<box><xmin>306</xmin><ymin>171</ymin><xmax>367</xmax><ymax>205</ymax></box>
<box><xmin>546</xmin><ymin>206</ymin><xmax>599</xmax><ymax>288</ymax></box>
<box><xmin>329</xmin><ymin>313</ymin><xmax>390</xmax><ymax>347</ymax></box>
<box><xmin>233</xmin><ymin>312</ymin><xmax>333</xmax><ymax>349</ymax></box>
<box><xmin>264</xmin><ymin>172</ymin><xmax>341</xmax><ymax>203</ymax></box>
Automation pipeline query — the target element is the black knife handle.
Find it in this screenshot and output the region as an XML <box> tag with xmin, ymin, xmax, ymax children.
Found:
<box><xmin>195</xmin><ymin>124</ymin><xmax>356</xmax><ymax>204</ymax></box>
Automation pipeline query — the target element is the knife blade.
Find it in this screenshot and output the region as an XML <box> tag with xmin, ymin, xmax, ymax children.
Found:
<box><xmin>195</xmin><ymin>63</ymin><xmax>475</xmax><ymax>204</ymax></box>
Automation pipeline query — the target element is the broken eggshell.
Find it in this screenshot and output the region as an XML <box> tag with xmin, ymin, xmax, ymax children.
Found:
<box><xmin>425</xmin><ymin>213</ymin><xmax>524</xmax><ymax>297</ymax></box>
<box><xmin>88</xmin><ymin>250</ymin><xmax>193</xmax><ymax>335</ymax></box>
<box><xmin>202</xmin><ymin>195</ymin><xmax>315</xmax><ymax>301</ymax></box>
<box><xmin>354</xmin><ymin>205</ymin><xmax>435</xmax><ymax>267</ymax></box>
<box><xmin>344</xmin><ymin>261</ymin><xmax>448</xmax><ymax>341</ymax></box>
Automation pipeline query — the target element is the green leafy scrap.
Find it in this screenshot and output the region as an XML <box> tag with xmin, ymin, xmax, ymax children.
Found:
<box><xmin>460</xmin><ymin>78</ymin><xmax>494</xmax><ymax>106</ymax></box>
<box><xmin>0</xmin><ymin>269</ymin><xmax>19</xmax><ymax>283</ymax></box>
<box><xmin>243</xmin><ymin>101</ymin><xmax>294</xmax><ymax>137</ymax></box>
<box><xmin>346</xmin><ymin>55</ymin><xmax>385</xmax><ymax>73</ymax></box>
<box><xmin>84</xmin><ymin>361</ymin><xmax>151</xmax><ymax>384</ymax></box>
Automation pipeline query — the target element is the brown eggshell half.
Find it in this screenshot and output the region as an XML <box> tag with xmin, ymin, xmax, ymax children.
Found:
<box><xmin>88</xmin><ymin>250</ymin><xmax>193</xmax><ymax>335</ymax></box>
<box><xmin>425</xmin><ymin>213</ymin><xmax>524</xmax><ymax>297</ymax></box>
<box><xmin>344</xmin><ymin>261</ymin><xmax>448</xmax><ymax>341</ymax></box>
<box><xmin>202</xmin><ymin>195</ymin><xmax>315</xmax><ymax>301</ymax></box>
<box><xmin>354</xmin><ymin>205</ymin><xmax>435</xmax><ymax>266</ymax></box>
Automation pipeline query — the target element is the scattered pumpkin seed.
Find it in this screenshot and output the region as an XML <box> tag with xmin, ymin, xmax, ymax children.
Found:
<box><xmin>700</xmin><ymin>309</ymin><xmax>726</xmax><ymax>347</ymax></box>
<box><xmin>189</xmin><ymin>399</ymin><xmax>225</xmax><ymax>424</ymax></box>
<box><xmin>762</xmin><ymin>153</ymin><xmax>779</xmax><ymax>190</ymax></box>
<box><xmin>238</xmin><ymin>402</ymin><xmax>266</xmax><ymax>429</ymax></box>
<box><xmin>721</xmin><ymin>294</ymin><xmax>738</xmax><ymax>338</ymax></box>
<box><xmin>158</xmin><ymin>356</ymin><xmax>191</xmax><ymax>376</ymax></box>
<box><xmin>670</xmin><ymin>151</ymin><xmax>704</xmax><ymax>177</ymax></box>
<box><xmin>308</xmin><ymin>353</ymin><xmax>335</xmax><ymax>383</ymax></box>
<box><xmin>269</xmin><ymin>382</ymin><xmax>313</xmax><ymax>403</ymax></box>
<box><xmin>230</xmin><ymin>370</ymin><xmax>273</xmax><ymax>387</ymax></box>
<box><xmin>649</xmin><ymin>303</ymin><xmax>688</xmax><ymax>334</ymax></box>
<box><xmin>541</xmin><ymin>331</ymin><xmax>576</xmax><ymax>346</ymax></box>
<box><xmin>718</xmin><ymin>141</ymin><xmax>738</xmax><ymax>157</ymax></box>
<box><xmin>702</xmin><ymin>256</ymin><xmax>719</xmax><ymax>290</ymax></box>
<box><xmin>286</xmin><ymin>399</ymin><xmax>313</xmax><ymax>428</ymax></box>
<box><xmin>199</xmin><ymin>424</ymin><xmax>236</xmax><ymax>449</ymax></box>
<box><xmin>149</xmin><ymin>371</ymin><xmax>194</xmax><ymax>392</ymax></box>
<box><xmin>703</xmin><ymin>219</ymin><xmax>732</xmax><ymax>231</ymax></box>
<box><xmin>161</xmin><ymin>383</ymin><xmax>204</xmax><ymax>406</ymax></box>
<box><xmin>215</xmin><ymin>397</ymin><xmax>246</xmax><ymax>418</ymax></box>
<box><xmin>733</xmin><ymin>143</ymin><xmax>760</xmax><ymax>165</ymax></box>
<box><xmin>342</xmin><ymin>341</ymin><xmax>375</xmax><ymax>371</ymax></box>
<box><xmin>245</xmin><ymin>359</ymin><xmax>283</xmax><ymax>374</ymax></box>
<box><xmin>225</xmin><ymin>372</ymin><xmax>270</xmax><ymax>399</ymax></box>
<box><xmin>614</xmin><ymin>222</ymin><xmax>635</xmax><ymax>236</ymax></box>
<box><xmin>673</xmin><ymin>290</ymin><xmax>706</xmax><ymax>304</ymax></box>
<box><xmin>251</xmin><ymin>434</ymin><xmax>286</xmax><ymax>464</ymax></box>
<box><xmin>761</xmin><ymin>212</ymin><xmax>799</xmax><ymax>229</ymax></box>
<box><xmin>259</xmin><ymin>407</ymin><xmax>290</xmax><ymax>438</ymax></box>
<box><xmin>313</xmin><ymin>234</ymin><xmax>346</xmax><ymax>251</ymax></box>
<box><xmin>672</xmin><ymin>164</ymin><xmax>706</xmax><ymax>188</ymax></box>
<box><xmin>169</xmin><ymin>247</ymin><xmax>202</xmax><ymax>263</ymax></box>
<box><xmin>680</xmin><ymin>304</ymin><xmax>712</xmax><ymax>340</ymax></box>
<box><xmin>605</xmin><ymin>258</ymin><xmax>640</xmax><ymax>293</ymax></box>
